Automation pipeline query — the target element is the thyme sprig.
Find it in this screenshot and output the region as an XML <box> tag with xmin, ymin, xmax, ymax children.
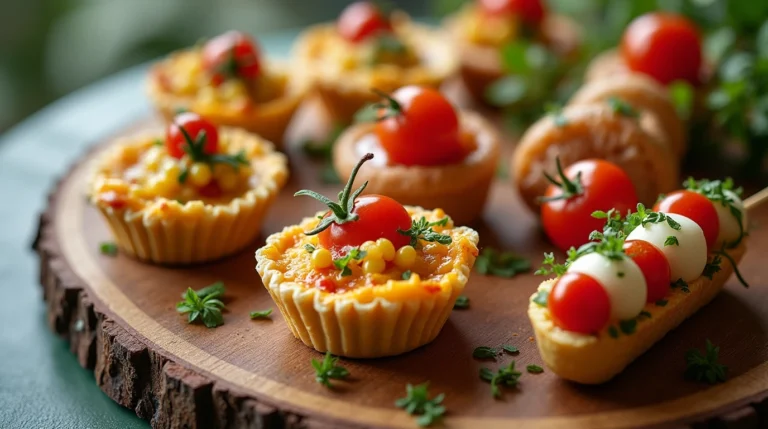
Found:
<box><xmin>312</xmin><ymin>352</ymin><xmax>350</xmax><ymax>388</ymax></box>
<box><xmin>176</xmin><ymin>282</ymin><xmax>226</xmax><ymax>328</ymax></box>
<box><xmin>175</xmin><ymin>124</ymin><xmax>248</xmax><ymax>184</ymax></box>
<box><xmin>395</xmin><ymin>383</ymin><xmax>446</xmax><ymax>427</ymax></box>
<box><xmin>398</xmin><ymin>217</ymin><xmax>452</xmax><ymax>248</ymax></box>
<box><xmin>480</xmin><ymin>361</ymin><xmax>522</xmax><ymax>398</ymax></box>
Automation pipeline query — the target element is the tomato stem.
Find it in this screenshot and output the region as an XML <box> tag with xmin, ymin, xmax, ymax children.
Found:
<box><xmin>538</xmin><ymin>157</ymin><xmax>583</xmax><ymax>203</ymax></box>
<box><xmin>371</xmin><ymin>88</ymin><xmax>402</xmax><ymax>121</ymax></box>
<box><xmin>295</xmin><ymin>153</ymin><xmax>374</xmax><ymax>235</ymax></box>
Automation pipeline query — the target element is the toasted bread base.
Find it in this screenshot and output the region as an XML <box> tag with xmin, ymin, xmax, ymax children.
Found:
<box><xmin>528</xmin><ymin>244</ymin><xmax>746</xmax><ymax>384</ymax></box>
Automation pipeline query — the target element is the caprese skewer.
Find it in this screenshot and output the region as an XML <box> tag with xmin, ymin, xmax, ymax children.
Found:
<box><xmin>529</xmin><ymin>178</ymin><xmax>750</xmax><ymax>384</ymax></box>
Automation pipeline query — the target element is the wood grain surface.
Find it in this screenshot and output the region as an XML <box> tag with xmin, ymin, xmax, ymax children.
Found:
<box><xmin>35</xmin><ymin>101</ymin><xmax>768</xmax><ymax>428</ymax></box>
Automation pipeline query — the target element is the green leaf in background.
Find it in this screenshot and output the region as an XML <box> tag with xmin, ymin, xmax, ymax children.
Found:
<box><xmin>704</xmin><ymin>27</ymin><xmax>736</xmax><ymax>64</ymax></box>
<box><xmin>668</xmin><ymin>81</ymin><xmax>694</xmax><ymax>120</ymax></box>
<box><xmin>500</xmin><ymin>42</ymin><xmax>532</xmax><ymax>75</ymax></box>
<box><xmin>485</xmin><ymin>76</ymin><xmax>527</xmax><ymax>107</ymax></box>
<box><xmin>758</xmin><ymin>21</ymin><xmax>768</xmax><ymax>58</ymax></box>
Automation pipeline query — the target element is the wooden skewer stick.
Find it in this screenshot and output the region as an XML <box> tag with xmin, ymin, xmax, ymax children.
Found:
<box><xmin>744</xmin><ymin>185</ymin><xmax>768</xmax><ymax>211</ymax></box>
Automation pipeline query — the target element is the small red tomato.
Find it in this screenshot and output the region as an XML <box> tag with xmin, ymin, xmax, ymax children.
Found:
<box><xmin>374</xmin><ymin>86</ymin><xmax>466</xmax><ymax>166</ymax></box>
<box><xmin>623</xmin><ymin>240</ymin><xmax>671</xmax><ymax>303</ymax></box>
<box><xmin>621</xmin><ymin>13</ymin><xmax>702</xmax><ymax>85</ymax></box>
<box><xmin>202</xmin><ymin>31</ymin><xmax>262</xmax><ymax>85</ymax></box>
<box><xmin>549</xmin><ymin>272</ymin><xmax>611</xmax><ymax>334</ymax></box>
<box><xmin>197</xmin><ymin>180</ymin><xmax>223</xmax><ymax>198</ymax></box>
<box><xmin>654</xmin><ymin>190</ymin><xmax>719</xmax><ymax>249</ymax></box>
<box><xmin>165</xmin><ymin>112</ymin><xmax>219</xmax><ymax>159</ymax></box>
<box><xmin>99</xmin><ymin>191</ymin><xmax>127</xmax><ymax>210</ymax></box>
<box><xmin>478</xmin><ymin>0</ymin><xmax>546</xmax><ymax>25</ymax></box>
<box><xmin>318</xmin><ymin>194</ymin><xmax>412</xmax><ymax>252</ymax></box>
<box><xmin>337</xmin><ymin>1</ymin><xmax>392</xmax><ymax>43</ymax></box>
<box><xmin>315</xmin><ymin>277</ymin><xmax>337</xmax><ymax>293</ymax></box>
<box><xmin>541</xmin><ymin>159</ymin><xmax>639</xmax><ymax>252</ymax></box>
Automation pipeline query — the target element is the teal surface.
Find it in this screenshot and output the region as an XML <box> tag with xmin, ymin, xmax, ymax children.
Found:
<box><xmin>0</xmin><ymin>31</ymin><xmax>296</xmax><ymax>429</ymax></box>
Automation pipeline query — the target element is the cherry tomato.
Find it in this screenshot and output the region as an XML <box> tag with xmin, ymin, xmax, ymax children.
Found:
<box><xmin>623</xmin><ymin>240</ymin><xmax>671</xmax><ymax>303</ymax></box>
<box><xmin>478</xmin><ymin>0</ymin><xmax>546</xmax><ymax>24</ymax></box>
<box><xmin>374</xmin><ymin>86</ymin><xmax>466</xmax><ymax>166</ymax></box>
<box><xmin>202</xmin><ymin>31</ymin><xmax>262</xmax><ymax>85</ymax></box>
<box><xmin>621</xmin><ymin>13</ymin><xmax>702</xmax><ymax>85</ymax></box>
<box><xmin>165</xmin><ymin>112</ymin><xmax>219</xmax><ymax>159</ymax></box>
<box><xmin>549</xmin><ymin>272</ymin><xmax>611</xmax><ymax>334</ymax></box>
<box><xmin>337</xmin><ymin>1</ymin><xmax>392</xmax><ymax>43</ymax></box>
<box><xmin>314</xmin><ymin>277</ymin><xmax>337</xmax><ymax>293</ymax></box>
<box><xmin>654</xmin><ymin>190</ymin><xmax>719</xmax><ymax>249</ymax></box>
<box><xmin>318</xmin><ymin>194</ymin><xmax>412</xmax><ymax>253</ymax></box>
<box><xmin>541</xmin><ymin>159</ymin><xmax>639</xmax><ymax>252</ymax></box>
<box><xmin>197</xmin><ymin>181</ymin><xmax>223</xmax><ymax>198</ymax></box>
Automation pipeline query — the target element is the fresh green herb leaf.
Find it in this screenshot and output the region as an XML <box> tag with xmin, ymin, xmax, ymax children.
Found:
<box><xmin>671</xmin><ymin>278</ymin><xmax>690</xmax><ymax>293</ymax></box>
<box><xmin>473</xmin><ymin>346</ymin><xmax>498</xmax><ymax>359</ymax></box>
<box><xmin>669</xmin><ymin>81</ymin><xmax>694</xmax><ymax>119</ymax></box>
<box><xmin>402</xmin><ymin>270</ymin><xmax>412</xmax><ymax>280</ymax></box>
<box><xmin>176</xmin><ymin>283</ymin><xmax>226</xmax><ymax>328</ymax></box>
<box><xmin>703</xmin><ymin>255</ymin><xmax>722</xmax><ymax>279</ymax></box>
<box><xmin>608</xmin><ymin>326</ymin><xmax>619</xmax><ymax>339</ymax></box>
<box><xmin>655</xmin><ymin>299</ymin><xmax>668</xmax><ymax>307</ymax></box>
<box><xmin>312</xmin><ymin>352</ymin><xmax>350</xmax><ymax>388</ymax></box>
<box><xmin>333</xmin><ymin>247</ymin><xmax>366</xmax><ymax>277</ymax></box>
<box><xmin>502</xmin><ymin>345</ymin><xmax>519</xmax><ymax>354</ymax></box>
<box><xmin>475</xmin><ymin>248</ymin><xmax>531</xmax><ymax>277</ymax></box>
<box><xmin>526</xmin><ymin>364</ymin><xmax>544</xmax><ymax>374</ymax></box>
<box><xmin>545</xmin><ymin>103</ymin><xmax>568</xmax><ymax>127</ymax></box>
<box><xmin>480</xmin><ymin>362</ymin><xmax>522</xmax><ymax>398</ymax></box>
<box><xmin>304</xmin><ymin>244</ymin><xmax>316</xmax><ymax>253</ymax></box>
<box><xmin>664</xmin><ymin>236</ymin><xmax>680</xmax><ymax>247</ymax></box>
<box><xmin>685</xmin><ymin>340</ymin><xmax>728</xmax><ymax>384</ymax></box>
<box><xmin>153</xmin><ymin>139</ymin><xmax>164</xmax><ymax>147</ymax></box>
<box><xmin>174</xmin><ymin>127</ymin><xmax>248</xmax><ymax>183</ymax></box>
<box><xmin>607</xmin><ymin>97</ymin><xmax>639</xmax><ymax>118</ymax></box>
<box><xmin>398</xmin><ymin>216</ymin><xmax>452</xmax><ymax>248</ymax></box>
<box><xmin>619</xmin><ymin>319</ymin><xmax>637</xmax><ymax>335</ymax></box>
<box><xmin>99</xmin><ymin>241</ymin><xmax>118</xmax><ymax>256</ymax></box>
<box><xmin>249</xmin><ymin>309</ymin><xmax>273</xmax><ymax>319</ymax></box>
<box><xmin>453</xmin><ymin>295</ymin><xmax>469</xmax><ymax>309</ymax></box>
<box><xmin>532</xmin><ymin>289</ymin><xmax>549</xmax><ymax>307</ymax></box>
<box><xmin>395</xmin><ymin>383</ymin><xmax>445</xmax><ymax>427</ymax></box>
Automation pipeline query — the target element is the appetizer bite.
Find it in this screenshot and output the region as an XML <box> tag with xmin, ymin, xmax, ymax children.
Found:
<box><xmin>293</xmin><ymin>1</ymin><xmax>458</xmax><ymax>122</ymax></box>
<box><xmin>89</xmin><ymin>112</ymin><xmax>288</xmax><ymax>264</ymax></box>
<box><xmin>332</xmin><ymin>85</ymin><xmax>500</xmax><ymax>225</ymax></box>
<box><xmin>585</xmin><ymin>12</ymin><xmax>707</xmax><ymax>87</ymax></box>
<box><xmin>512</xmin><ymin>102</ymin><xmax>678</xmax><ymax>211</ymax></box>
<box><xmin>147</xmin><ymin>31</ymin><xmax>307</xmax><ymax>147</ymax></box>
<box><xmin>446</xmin><ymin>0</ymin><xmax>581</xmax><ymax>104</ymax></box>
<box><xmin>529</xmin><ymin>178</ymin><xmax>748</xmax><ymax>384</ymax></box>
<box><xmin>255</xmin><ymin>154</ymin><xmax>480</xmax><ymax>358</ymax></box>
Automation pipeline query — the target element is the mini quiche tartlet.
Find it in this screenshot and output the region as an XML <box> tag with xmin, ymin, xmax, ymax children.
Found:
<box><xmin>147</xmin><ymin>31</ymin><xmax>307</xmax><ymax>147</ymax></box>
<box><xmin>529</xmin><ymin>180</ymin><xmax>748</xmax><ymax>383</ymax></box>
<box><xmin>292</xmin><ymin>2</ymin><xmax>457</xmax><ymax>123</ymax></box>
<box><xmin>333</xmin><ymin>86</ymin><xmax>500</xmax><ymax>226</ymax></box>
<box><xmin>446</xmin><ymin>0</ymin><xmax>581</xmax><ymax>105</ymax></box>
<box><xmin>256</xmin><ymin>154</ymin><xmax>480</xmax><ymax>358</ymax></box>
<box><xmin>89</xmin><ymin>112</ymin><xmax>288</xmax><ymax>264</ymax></box>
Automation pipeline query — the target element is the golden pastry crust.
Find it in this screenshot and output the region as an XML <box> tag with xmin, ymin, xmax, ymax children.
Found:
<box><xmin>570</xmin><ymin>74</ymin><xmax>687</xmax><ymax>158</ymax></box>
<box><xmin>332</xmin><ymin>111</ymin><xmax>500</xmax><ymax>226</ymax></box>
<box><xmin>146</xmin><ymin>50</ymin><xmax>307</xmax><ymax>147</ymax></box>
<box><xmin>88</xmin><ymin>127</ymin><xmax>288</xmax><ymax>264</ymax></box>
<box><xmin>584</xmin><ymin>49</ymin><xmax>629</xmax><ymax>83</ymax></box>
<box><xmin>511</xmin><ymin>103</ymin><xmax>679</xmax><ymax>212</ymax></box>
<box><xmin>529</xmin><ymin>244</ymin><xmax>745</xmax><ymax>384</ymax></box>
<box><xmin>255</xmin><ymin>207</ymin><xmax>480</xmax><ymax>357</ymax></box>
<box><xmin>293</xmin><ymin>17</ymin><xmax>458</xmax><ymax>122</ymax></box>
<box><xmin>447</xmin><ymin>5</ymin><xmax>581</xmax><ymax>104</ymax></box>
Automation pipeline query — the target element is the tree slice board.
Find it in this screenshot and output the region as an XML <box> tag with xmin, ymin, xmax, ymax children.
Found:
<box><xmin>35</xmin><ymin>103</ymin><xmax>768</xmax><ymax>429</ymax></box>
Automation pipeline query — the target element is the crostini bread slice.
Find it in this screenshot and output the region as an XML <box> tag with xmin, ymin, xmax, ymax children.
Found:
<box><xmin>528</xmin><ymin>243</ymin><xmax>746</xmax><ymax>384</ymax></box>
<box><xmin>511</xmin><ymin>103</ymin><xmax>679</xmax><ymax>212</ymax></box>
<box><xmin>569</xmin><ymin>74</ymin><xmax>686</xmax><ymax>159</ymax></box>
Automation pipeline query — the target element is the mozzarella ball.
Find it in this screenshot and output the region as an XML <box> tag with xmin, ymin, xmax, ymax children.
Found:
<box><xmin>712</xmin><ymin>190</ymin><xmax>747</xmax><ymax>247</ymax></box>
<box><xmin>626</xmin><ymin>213</ymin><xmax>706</xmax><ymax>282</ymax></box>
<box><xmin>568</xmin><ymin>252</ymin><xmax>647</xmax><ymax>320</ymax></box>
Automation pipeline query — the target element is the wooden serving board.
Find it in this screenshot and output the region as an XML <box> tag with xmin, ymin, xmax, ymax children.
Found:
<box><xmin>35</xmin><ymin>100</ymin><xmax>768</xmax><ymax>429</ymax></box>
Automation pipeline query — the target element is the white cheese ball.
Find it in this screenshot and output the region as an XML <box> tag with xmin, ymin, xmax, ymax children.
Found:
<box><xmin>567</xmin><ymin>252</ymin><xmax>647</xmax><ymax>320</ymax></box>
<box><xmin>626</xmin><ymin>213</ymin><xmax>706</xmax><ymax>282</ymax></box>
<box><xmin>711</xmin><ymin>190</ymin><xmax>747</xmax><ymax>247</ymax></box>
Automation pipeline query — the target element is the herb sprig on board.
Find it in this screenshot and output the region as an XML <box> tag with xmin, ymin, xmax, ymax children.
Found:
<box><xmin>395</xmin><ymin>383</ymin><xmax>446</xmax><ymax>427</ymax></box>
<box><xmin>475</xmin><ymin>248</ymin><xmax>531</xmax><ymax>277</ymax></box>
<box><xmin>176</xmin><ymin>282</ymin><xmax>226</xmax><ymax>328</ymax></box>
<box><xmin>312</xmin><ymin>352</ymin><xmax>350</xmax><ymax>388</ymax></box>
<box><xmin>685</xmin><ymin>339</ymin><xmax>728</xmax><ymax>384</ymax></box>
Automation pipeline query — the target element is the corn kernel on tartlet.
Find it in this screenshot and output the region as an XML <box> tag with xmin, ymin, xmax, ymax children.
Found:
<box><xmin>255</xmin><ymin>207</ymin><xmax>479</xmax><ymax>358</ymax></box>
<box><xmin>88</xmin><ymin>126</ymin><xmax>288</xmax><ymax>264</ymax></box>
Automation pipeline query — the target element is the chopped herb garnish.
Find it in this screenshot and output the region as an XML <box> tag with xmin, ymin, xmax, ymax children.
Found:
<box><xmin>99</xmin><ymin>241</ymin><xmax>118</xmax><ymax>256</ymax></box>
<box><xmin>475</xmin><ymin>248</ymin><xmax>531</xmax><ymax>277</ymax></box>
<box><xmin>534</xmin><ymin>252</ymin><xmax>567</xmax><ymax>277</ymax></box>
<box><xmin>398</xmin><ymin>216</ymin><xmax>452</xmax><ymax>248</ymax></box>
<box><xmin>638</xmin><ymin>311</ymin><xmax>652</xmax><ymax>320</ymax></box>
<box><xmin>453</xmin><ymin>295</ymin><xmax>469</xmax><ymax>309</ymax></box>
<box><xmin>304</xmin><ymin>244</ymin><xmax>316</xmax><ymax>253</ymax></box>
<box><xmin>395</xmin><ymin>383</ymin><xmax>446</xmax><ymax>427</ymax></box>
<box><xmin>608</xmin><ymin>326</ymin><xmax>619</xmax><ymax>338</ymax></box>
<box><xmin>175</xmin><ymin>126</ymin><xmax>248</xmax><ymax>184</ymax></box>
<box><xmin>664</xmin><ymin>236</ymin><xmax>680</xmax><ymax>246</ymax></box>
<box><xmin>249</xmin><ymin>309</ymin><xmax>273</xmax><ymax>319</ymax></box>
<box><xmin>703</xmin><ymin>255</ymin><xmax>722</xmax><ymax>279</ymax></box>
<box><xmin>526</xmin><ymin>364</ymin><xmax>544</xmax><ymax>374</ymax></box>
<box><xmin>473</xmin><ymin>346</ymin><xmax>498</xmax><ymax>360</ymax></box>
<box><xmin>685</xmin><ymin>178</ymin><xmax>745</xmax><ymax>248</ymax></box>
<box><xmin>655</xmin><ymin>299</ymin><xmax>668</xmax><ymax>307</ymax></box>
<box><xmin>685</xmin><ymin>339</ymin><xmax>728</xmax><ymax>384</ymax></box>
<box><xmin>176</xmin><ymin>282</ymin><xmax>226</xmax><ymax>328</ymax></box>
<box><xmin>402</xmin><ymin>270</ymin><xmax>412</xmax><ymax>280</ymax></box>
<box><xmin>333</xmin><ymin>247</ymin><xmax>366</xmax><ymax>277</ymax></box>
<box><xmin>532</xmin><ymin>289</ymin><xmax>548</xmax><ymax>307</ymax></box>
<box><xmin>502</xmin><ymin>345</ymin><xmax>519</xmax><ymax>354</ymax></box>
<box><xmin>480</xmin><ymin>362</ymin><xmax>522</xmax><ymax>398</ymax></box>
<box><xmin>715</xmin><ymin>249</ymin><xmax>750</xmax><ymax>288</ymax></box>
<box><xmin>671</xmin><ymin>278</ymin><xmax>690</xmax><ymax>293</ymax></box>
<box><xmin>153</xmin><ymin>138</ymin><xmax>163</xmax><ymax>146</ymax></box>
<box><xmin>301</xmin><ymin>125</ymin><xmax>344</xmax><ymax>159</ymax></box>
<box><xmin>607</xmin><ymin>96</ymin><xmax>639</xmax><ymax>118</ymax></box>
<box><xmin>312</xmin><ymin>352</ymin><xmax>350</xmax><ymax>388</ymax></box>
<box><xmin>619</xmin><ymin>319</ymin><xmax>637</xmax><ymax>335</ymax></box>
